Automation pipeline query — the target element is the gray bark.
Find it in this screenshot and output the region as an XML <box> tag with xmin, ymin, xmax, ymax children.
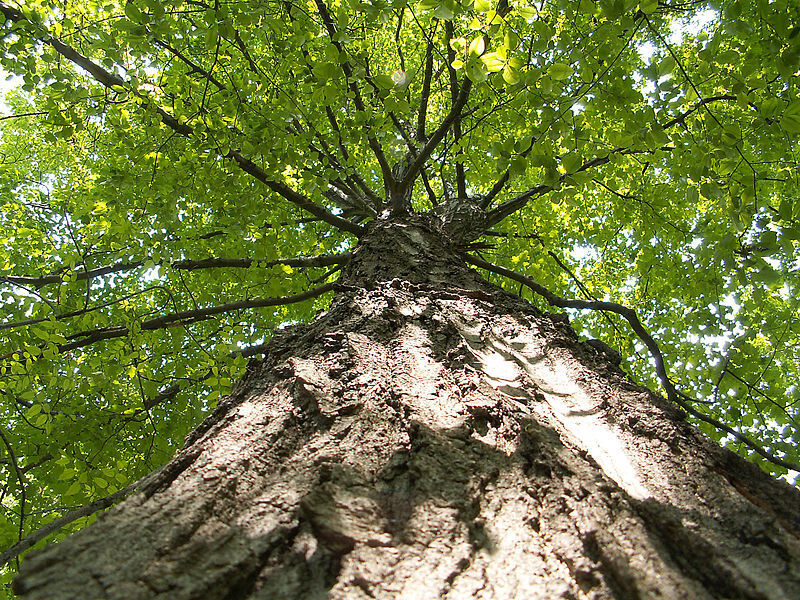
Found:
<box><xmin>13</xmin><ymin>217</ymin><xmax>800</xmax><ymax>599</ymax></box>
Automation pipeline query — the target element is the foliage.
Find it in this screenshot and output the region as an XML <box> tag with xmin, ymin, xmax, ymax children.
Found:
<box><xmin>0</xmin><ymin>0</ymin><xmax>799</xmax><ymax>591</ymax></box>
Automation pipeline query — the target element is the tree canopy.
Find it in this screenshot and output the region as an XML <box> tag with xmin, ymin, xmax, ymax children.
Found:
<box><xmin>0</xmin><ymin>0</ymin><xmax>799</xmax><ymax>588</ymax></box>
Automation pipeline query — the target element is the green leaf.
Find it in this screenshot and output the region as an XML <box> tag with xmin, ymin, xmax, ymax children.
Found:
<box><xmin>469</xmin><ymin>36</ymin><xmax>486</xmax><ymax>56</ymax></box>
<box><xmin>474</xmin><ymin>0</ymin><xmax>493</xmax><ymax>11</ymax></box>
<box><xmin>124</xmin><ymin>2</ymin><xmax>143</xmax><ymax>23</ymax></box>
<box><xmin>481</xmin><ymin>52</ymin><xmax>505</xmax><ymax>72</ymax></box>
<box><xmin>561</xmin><ymin>153</ymin><xmax>581</xmax><ymax>173</ymax></box>
<box><xmin>373</xmin><ymin>74</ymin><xmax>395</xmax><ymax>89</ymax></box>
<box><xmin>779</xmin><ymin>197</ymin><xmax>794</xmax><ymax>220</ymax></box>
<box><xmin>312</xmin><ymin>62</ymin><xmax>338</xmax><ymax>82</ymax></box>
<box><xmin>502</xmin><ymin>65</ymin><xmax>520</xmax><ymax>85</ymax></box>
<box><xmin>504</xmin><ymin>30</ymin><xmax>520</xmax><ymax>51</ymax></box>
<box><xmin>466</xmin><ymin>61</ymin><xmax>488</xmax><ymax>82</ymax></box>
<box><xmin>781</xmin><ymin>101</ymin><xmax>800</xmax><ymax>134</ymax></box>
<box><xmin>509</xmin><ymin>155</ymin><xmax>527</xmax><ymax>176</ymax></box>
<box><xmin>548</xmin><ymin>62</ymin><xmax>573</xmax><ymax>80</ymax></box>
<box><xmin>639</xmin><ymin>0</ymin><xmax>658</xmax><ymax>13</ymax></box>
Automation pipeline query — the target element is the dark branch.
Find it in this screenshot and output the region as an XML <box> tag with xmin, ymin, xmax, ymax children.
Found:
<box><xmin>50</xmin><ymin>283</ymin><xmax>335</xmax><ymax>354</ymax></box>
<box><xmin>482</xmin><ymin>90</ymin><xmax>735</xmax><ymax>216</ymax></box>
<box><xmin>400</xmin><ymin>78</ymin><xmax>472</xmax><ymax>195</ymax></box>
<box><xmin>3</xmin><ymin>261</ymin><xmax>145</xmax><ymax>290</ymax></box>
<box><xmin>2</xmin><ymin>253</ymin><xmax>350</xmax><ymax>300</ymax></box>
<box><xmin>0</xmin><ymin>111</ymin><xmax>47</xmax><ymax>121</ymax></box>
<box><xmin>1</xmin><ymin>285</ymin><xmax>171</xmax><ymax>332</ymax></box>
<box><xmin>313</xmin><ymin>0</ymin><xmax>394</xmax><ymax>194</ymax></box>
<box><xmin>0</xmin><ymin>427</ymin><xmax>26</xmax><ymax>559</ymax></box>
<box><xmin>486</xmin><ymin>151</ymin><xmax>621</xmax><ymax>228</ymax></box>
<box><xmin>445</xmin><ymin>21</ymin><xmax>467</xmax><ymax>199</ymax></box>
<box><xmin>462</xmin><ymin>253</ymin><xmax>800</xmax><ymax>473</ymax></box>
<box><xmin>480</xmin><ymin>172</ymin><xmax>510</xmax><ymax>209</ymax></box>
<box><xmin>151</xmin><ymin>37</ymin><xmax>225</xmax><ymax>90</ymax></box>
<box><xmin>417</xmin><ymin>36</ymin><xmax>435</xmax><ymax>141</ymax></box>
<box><xmin>661</xmin><ymin>94</ymin><xmax>736</xmax><ymax>129</ymax></box>
<box><xmin>172</xmin><ymin>254</ymin><xmax>351</xmax><ymax>271</ymax></box>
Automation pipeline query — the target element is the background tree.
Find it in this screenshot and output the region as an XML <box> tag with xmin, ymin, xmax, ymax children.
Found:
<box><xmin>0</xmin><ymin>0</ymin><xmax>799</xmax><ymax>597</ymax></box>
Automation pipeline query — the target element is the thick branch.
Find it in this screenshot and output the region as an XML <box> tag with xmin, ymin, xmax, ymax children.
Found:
<box><xmin>0</xmin><ymin>427</ymin><xmax>26</xmax><ymax>554</ymax></box>
<box><xmin>3</xmin><ymin>253</ymin><xmax>348</xmax><ymax>291</ymax></box>
<box><xmin>400</xmin><ymin>78</ymin><xmax>472</xmax><ymax>194</ymax></box>
<box><xmin>483</xmin><ymin>90</ymin><xmax>737</xmax><ymax>217</ymax></box>
<box><xmin>480</xmin><ymin>172</ymin><xmax>510</xmax><ymax>209</ymax></box>
<box><xmin>289</xmin><ymin>27</ymin><xmax>382</xmax><ymax>209</ymax></box>
<box><xmin>228</xmin><ymin>154</ymin><xmax>363</xmax><ymax>236</ymax></box>
<box><xmin>416</xmin><ymin>36</ymin><xmax>435</xmax><ymax>141</ymax></box>
<box><xmin>172</xmin><ymin>254</ymin><xmax>351</xmax><ymax>271</ymax></box>
<box><xmin>151</xmin><ymin>37</ymin><xmax>225</xmax><ymax>90</ymax></box>
<box><xmin>486</xmin><ymin>152</ymin><xmax>619</xmax><ymax>228</ymax></box>
<box><xmin>445</xmin><ymin>21</ymin><xmax>467</xmax><ymax>199</ymax></box>
<box><xmin>661</xmin><ymin>94</ymin><xmax>736</xmax><ymax>129</ymax></box>
<box><xmin>3</xmin><ymin>261</ymin><xmax>145</xmax><ymax>290</ymax></box>
<box><xmin>462</xmin><ymin>253</ymin><xmax>800</xmax><ymax>472</ymax></box>
<box><xmin>54</xmin><ymin>283</ymin><xmax>335</xmax><ymax>354</ymax></box>
<box><xmin>1</xmin><ymin>286</ymin><xmax>170</xmax><ymax>332</ymax></box>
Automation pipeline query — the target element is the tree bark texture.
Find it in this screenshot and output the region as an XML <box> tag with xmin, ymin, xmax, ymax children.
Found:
<box><xmin>13</xmin><ymin>219</ymin><xmax>800</xmax><ymax>599</ymax></box>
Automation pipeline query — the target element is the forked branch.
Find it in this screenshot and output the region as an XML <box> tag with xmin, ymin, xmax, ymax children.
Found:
<box><xmin>400</xmin><ymin>78</ymin><xmax>472</xmax><ymax>194</ymax></box>
<box><xmin>0</xmin><ymin>284</ymin><xmax>334</xmax><ymax>362</ymax></box>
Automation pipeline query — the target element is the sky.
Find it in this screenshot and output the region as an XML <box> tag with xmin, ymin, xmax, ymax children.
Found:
<box><xmin>0</xmin><ymin>70</ymin><xmax>20</xmax><ymax>115</ymax></box>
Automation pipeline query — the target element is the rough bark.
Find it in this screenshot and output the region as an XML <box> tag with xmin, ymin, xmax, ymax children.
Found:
<box><xmin>13</xmin><ymin>218</ymin><xmax>800</xmax><ymax>599</ymax></box>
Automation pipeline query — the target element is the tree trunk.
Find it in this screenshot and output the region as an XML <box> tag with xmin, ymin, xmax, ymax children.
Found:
<box><xmin>13</xmin><ymin>218</ymin><xmax>800</xmax><ymax>599</ymax></box>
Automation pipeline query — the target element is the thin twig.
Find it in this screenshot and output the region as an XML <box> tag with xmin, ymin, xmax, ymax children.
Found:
<box><xmin>0</xmin><ymin>481</ymin><xmax>138</xmax><ymax>567</ymax></box>
<box><xmin>0</xmin><ymin>427</ymin><xmax>26</xmax><ymax>567</ymax></box>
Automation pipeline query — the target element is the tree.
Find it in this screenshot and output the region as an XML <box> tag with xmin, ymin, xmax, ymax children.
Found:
<box><xmin>0</xmin><ymin>0</ymin><xmax>799</xmax><ymax>597</ymax></box>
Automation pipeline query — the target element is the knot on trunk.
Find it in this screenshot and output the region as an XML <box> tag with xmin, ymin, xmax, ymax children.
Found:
<box><xmin>430</xmin><ymin>197</ymin><xmax>487</xmax><ymax>244</ymax></box>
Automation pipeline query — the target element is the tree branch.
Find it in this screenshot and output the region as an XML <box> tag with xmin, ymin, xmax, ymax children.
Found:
<box><xmin>1</xmin><ymin>285</ymin><xmax>173</xmax><ymax>332</ymax></box>
<box><xmin>2</xmin><ymin>253</ymin><xmax>350</xmax><ymax>308</ymax></box>
<box><xmin>172</xmin><ymin>254</ymin><xmax>351</xmax><ymax>271</ymax></box>
<box><xmin>416</xmin><ymin>33</ymin><xmax>435</xmax><ymax>141</ymax></box>
<box><xmin>313</xmin><ymin>0</ymin><xmax>394</xmax><ymax>194</ymax></box>
<box><xmin>59</xmin><ymin>283</ymin><xmax>334</xmax><ymax>352</ymax></box>
<box><xmin>151</xmin><ymin>36</ymin><xmax>225</xmax><ymax>90</ymax></box>
<box><xmin>287</xmin><ymin>23</ymin><xmax>383</xmax><ymax>209</ymax></box>
<box><xmin>0</xmin><ymin>284</ymin><xmax>336</xmax><ymax>360</ymax></box>
<box><xmin>400</xmin><ymin>78</ymin><xmax>472</xmax><ymax>195</ymax></box>
<box><xmin>462</xmin><ymin>252</ymin><xmax>800</xmax><ymax>473</ymax></box>
<box><xmin>445</xmin><ymin>21</ymin><xmax>467</xmax><ymax>199</ymax></box>
<box><xmin>485</xmin><ymin>150</ymin><xmax>622</xmax><ymax>228</ymax></box>
<box><xmin>661</xmin><ymin>94</ymin><xmax>736</xmax><ymax>129</ymax></box>
<box><xmin>2</xmin><ymin>261</ymin><xmax>145</xmax><ymax>290</ymax></box>
<box><xmin>0</xmin><ymin>427</ymin><xmax>26</xmax><ymax>560</ymax></box>
<box><xmin>482</xmin><ymin>88</ymin><xmax>737</xmax><ymax>218</ymax></box>
<box><xmin>0</xmin><ymin>2</ymin><xmax>363</xmax><ymax>238</ymax></box>
<box><xmin>0</xmin><ymin>475</ymin><xmax>140</xmax><ymax>568</ymax></box>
